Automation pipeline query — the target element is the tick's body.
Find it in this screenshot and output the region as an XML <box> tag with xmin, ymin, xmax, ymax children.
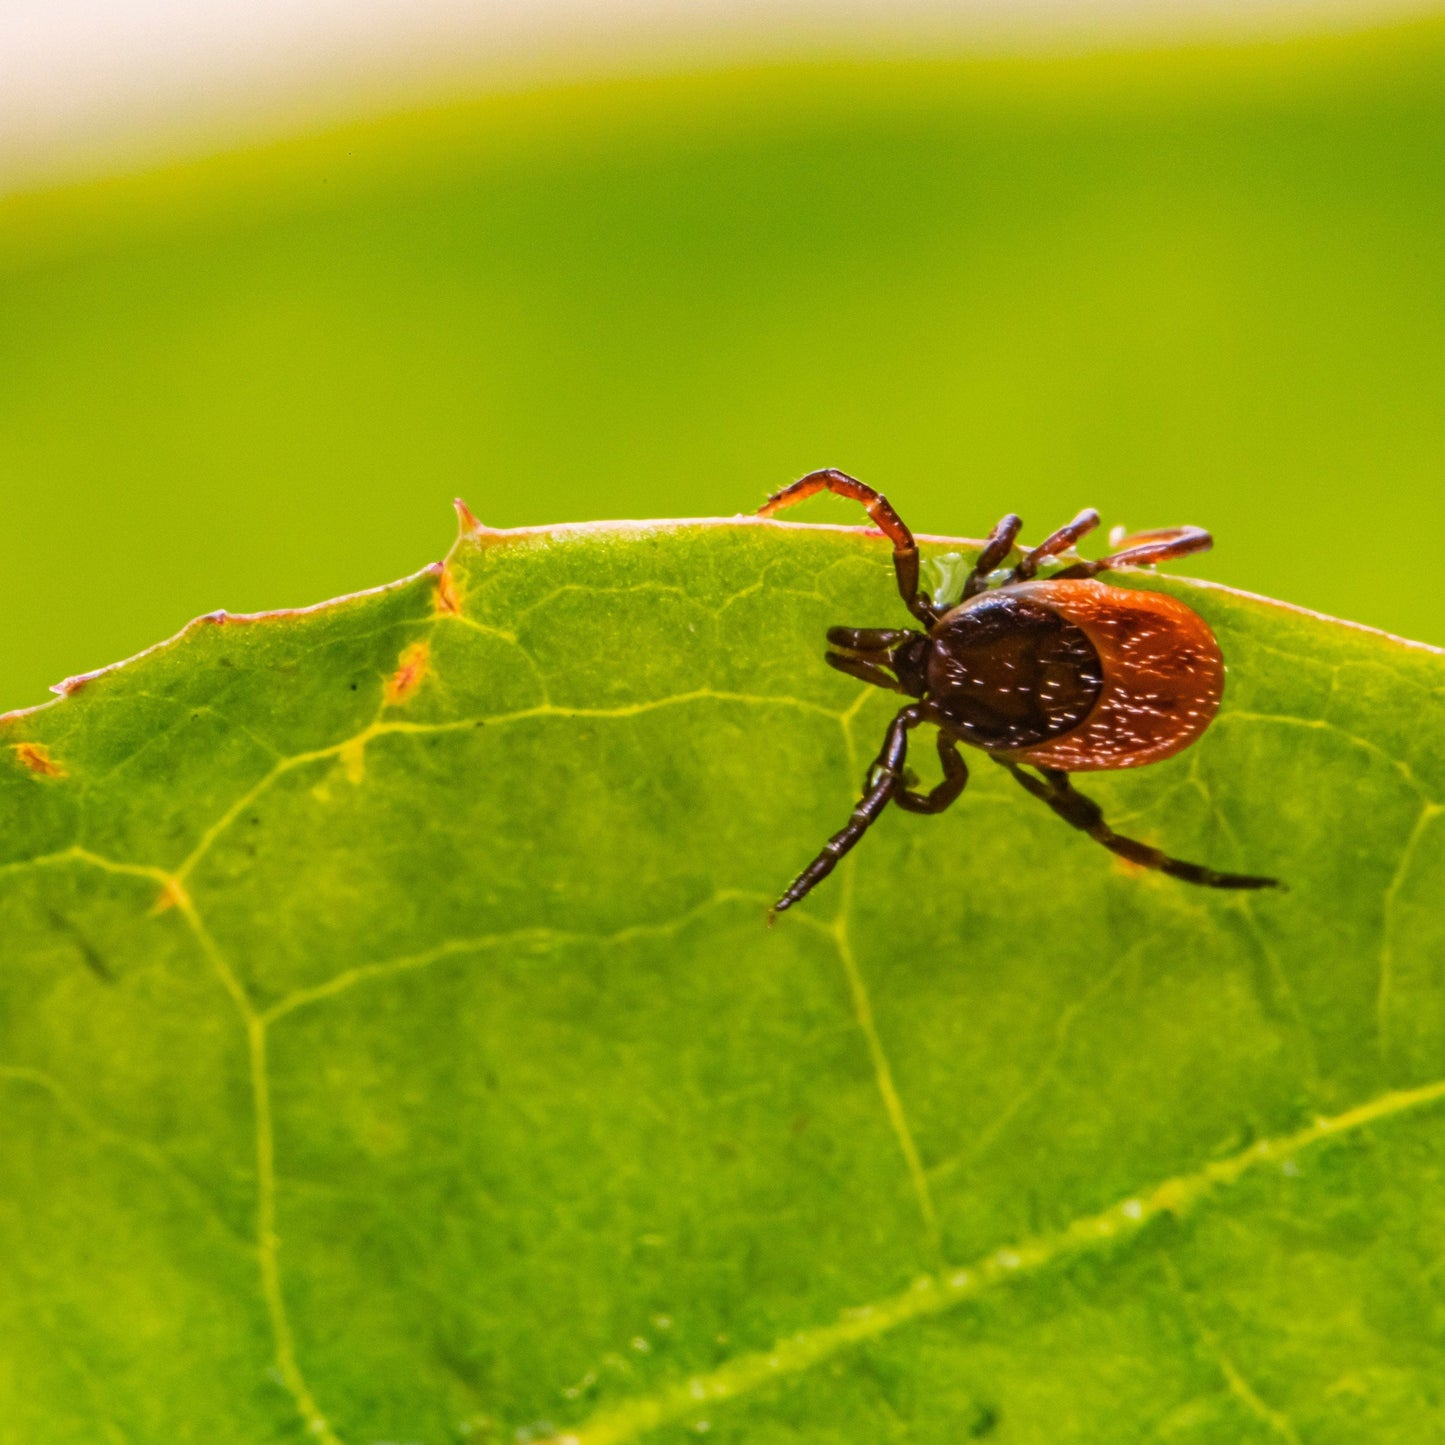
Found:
<box><xmin>760</xmin><ymin>469</ymin><xmax>1278</xmax><ymax>913</ymax></box>
<box><xmin>928</xmin><ymin>579</ymin><xmax>1223</xmax><ymax>769</ymax></box>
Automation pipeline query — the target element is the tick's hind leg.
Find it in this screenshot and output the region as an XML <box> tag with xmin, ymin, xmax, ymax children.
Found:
<box><xmin>772</xmin><ymin>704</ymin><xmax>928</xmax><ymax>916</ymax></box>
<box><xmin>759</xmin><ymin>469</ymin><xmax>933</xmax><ymax>624</ymax></box>
<box><xmin>961</xmin><ymin>513</ymin><xmax>1022</xmax><ymax>599</ymax></box>
<box><xmin>999</xmin><ymin>762</ymin><xmax>1280</xmax><ymax>890</ymax></box>
<box><xmin>1051</xmin><ymin>525</ymin><xmax>1212</xmax><ymax>579</ymax></box>
<box><xmin>1006</xmin><ymin>508</ymin><xmax>1100</xmax><ymax>584</ymax></box>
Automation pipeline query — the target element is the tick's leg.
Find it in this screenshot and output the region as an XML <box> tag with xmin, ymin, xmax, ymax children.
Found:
<box><xmin>826</xmin><ymin>651</ymin><xmax>902</xmax><ymax>692</ymax></box>
<box><xmin>825</xmin><ymin>628</ymin><xmax>924</xmax><ymax>695</ymax></box>
<box><xmin>827</xmin><ymin>626</ymin><xmax>916</xmax><ymax>650</ymax></box>
<box><xmin>893</xmin><ymin>731</ymin><xmax>969</xmax><ymax>814</ymax></box>
<box><xmin>1050</xmin><ymin>525</ymin><xmax>1212</xmax><ymax>579</ymax></box>
<box><xmin>1006</xmin><ymin>508</ymin><xmax>1101</xmax><ymax>584</ymax></box>
<box><xmin>760</xmin><ymin>469</ymin><xmax>933</xmax><ymax>624</ymax></box>
<box><xmin>961</xmin><ymin>513</ymin><xmax>1023</xmax><ymax>599</ymax></box>
<box><xmin>999</xmin><ymin>762</ymin><xmax>1280</xmax><ymax>889</ymax></box>
<box><xmin>772</xmin><ymin>705</ymin><xmax>925</xmax><ymax>916</ymax></box>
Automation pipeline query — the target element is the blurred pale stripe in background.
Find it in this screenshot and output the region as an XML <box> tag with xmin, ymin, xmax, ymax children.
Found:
<box><xmin>2</xmin><ymin>0</ymin><xmax>1439</xmax><ymax>190</ymax></box>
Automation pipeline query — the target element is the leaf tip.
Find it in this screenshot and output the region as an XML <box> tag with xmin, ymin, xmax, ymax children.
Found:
<box><xmin>453</xmin><ymin>497</ymin><xmax>515</xmax><ymax>547</ymax></box>
<box><xmin>454</xmin><ymin>496</ymin><xmax>484</xmax><ymax>537</ymax></box>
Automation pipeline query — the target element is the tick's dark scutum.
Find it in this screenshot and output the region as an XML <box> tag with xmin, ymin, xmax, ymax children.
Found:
<box><xmin>926</xmin><ymin>591</ymin><xmax>1105</xmax><ymax>750</ymax></box>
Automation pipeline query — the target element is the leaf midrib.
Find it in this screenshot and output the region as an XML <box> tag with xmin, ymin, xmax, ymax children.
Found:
<box><xmin>542</xmin><ymin>1076</ymin><xmax>1445</xmax><ymax>1445</ymax></box>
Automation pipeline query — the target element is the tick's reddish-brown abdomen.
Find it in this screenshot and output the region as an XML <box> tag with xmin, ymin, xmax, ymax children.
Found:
<box><xmin>1005</xmin><ymin>578</ymin><xmax>1224</xmax><ymax>770</ymax></box>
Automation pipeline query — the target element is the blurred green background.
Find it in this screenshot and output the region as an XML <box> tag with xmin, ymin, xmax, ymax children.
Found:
<box><xmin>3</xmin><ymin>14</ymin><xmax>1444</xmax><ymax>711</ymax></box>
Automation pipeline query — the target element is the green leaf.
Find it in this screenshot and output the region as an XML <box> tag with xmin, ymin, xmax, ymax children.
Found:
<box><xmin>4</xmin><ymin>513</ymin><xmax>1445</xmax><ymax>1444</ymax></box>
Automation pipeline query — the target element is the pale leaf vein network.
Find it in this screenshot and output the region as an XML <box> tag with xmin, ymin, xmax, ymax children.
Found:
<box><xmin>4</xmin><ymin>563</ymin><xmax>1443</xmax><ymax>1445</ymax></box>
<box><xmin>543</xmin><ymin>1075</ymin><xmax>1445</xmax><ymax>1445</ymax></box>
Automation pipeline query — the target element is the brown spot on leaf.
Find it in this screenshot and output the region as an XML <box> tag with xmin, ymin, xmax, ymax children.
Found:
<box><xmin>13</xmin><ymin>742</ymin><xmax>65</xmax><ymax>778</ymax></box>
<box><xmin>384</xmin><ymin>642</ymin><xmax>430</xmax><ymax>706</ymax></box>
<box><xmin>436</xmin><ymin>564</ymin><xmax>461</xmax><ymax>616</ymax></box>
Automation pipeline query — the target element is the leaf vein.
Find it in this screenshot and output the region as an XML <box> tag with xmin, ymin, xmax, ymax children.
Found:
<box><xmin>173</xmin><ymin>691</ymin><xmax>845</xmax><ymax>883</ymax></box>
<box><xmin>248</xmin><ymin>1017</ymin><xmax>345</xmax><ymax>1445</ymax></box>
<box><xmin>1192</xmin><ymin>764</ymin><xmax>1319</xmax><ymax>1086</ymax></box>
<box><xmin>835</xmin><ymin>697</ymin><xmax>939</xmax><ymax>1256</ymax></box>
<box><xmin>927</xmin><ymin>952</ymin><xmax>1131</xmax><ymax>1186</ymax></box>
<box><xmin>0</xmin><ymin>1064</ymin><xmax>251</xmax><ymax>1252</ymax></box>
<box><xmin>1216</xmin><ymin>711</ymin><xmax>1437</xmax><ymax>803</ymax></box>
<box><xmin>1375</xmin><ymin>801</ymin><xmax>1443</xmax><ymax>1065</ymax></box>
<box><xmin>261</xmin><ymin>890</ymin><xmax>777</xmax><ymax>1024</ymax></box>
<box><xmin>545</xmin><ymin>1077</ymin><xmax>1445</xmax><ymax>1445</ymax></box>
<box><xmin>1162</xmin><ymin>1258</ymin><xmax>1301</xmax><ymax>1444</ymax></box>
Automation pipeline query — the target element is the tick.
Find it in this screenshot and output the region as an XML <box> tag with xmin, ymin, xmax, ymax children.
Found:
<box><xmin>759</xmin><ymin>469</ymin><xmax>1280</xmax><ymax>914</ymax></box>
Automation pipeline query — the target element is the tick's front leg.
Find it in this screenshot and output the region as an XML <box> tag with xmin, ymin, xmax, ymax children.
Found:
<box><xmin>759</xmin><ymin>469</ymin><xmax>935</xmax><ymax>625</ymax></box>
<box><xmin>771</xmin><ymin>704</ymin><xmax>927</xmax><ymax>916</ymax></box>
